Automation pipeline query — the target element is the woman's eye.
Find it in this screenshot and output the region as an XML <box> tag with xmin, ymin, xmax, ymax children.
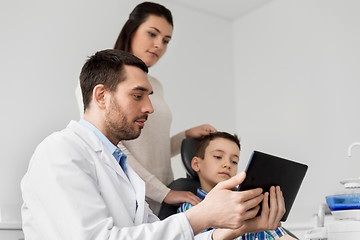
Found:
<box><xmin>163</xmin><ymin>39</ymin><xmax>170</xmax><ymax>44</ymax></box>
<box><xmin>147</xmin><ymin>32</ymin><xmax>156</xmax><ymax>37</ymax></box>
<box><xmin>232</xmin><ymin>161</ymin><xmax>238</xmax><ymax>165</ymax></box>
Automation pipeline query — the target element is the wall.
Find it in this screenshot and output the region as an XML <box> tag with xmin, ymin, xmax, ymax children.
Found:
<box><xmin>0</xmin><ymin>0</ymin><xmax>234</xmax><ymax>223</ymax></box>
<box><xmin>233</xmin><ymin>0</ymin><xmax>360</xmax><ymax>225</ymax></box>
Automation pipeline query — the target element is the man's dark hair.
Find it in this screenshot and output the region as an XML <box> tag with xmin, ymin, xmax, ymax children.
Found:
<box><xmin>194</xmin><ymin>132</ymin><xmax>241</xmax><ymax>159</ymax></box>
<box><xmin>114</xmin><ymin>2</ymin><xmax>173</xmax><ymax>52</ymax></box>
<box><xmin>79</xmin><ymin>49</ymin><xmax>148</xmax><ymax>111</ymax></box>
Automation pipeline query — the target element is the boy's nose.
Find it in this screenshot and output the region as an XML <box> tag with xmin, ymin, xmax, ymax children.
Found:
<box><xmin>223</xmin><ymin>162</ymin><xmax>230</xmax><ymax>168</ymax></box>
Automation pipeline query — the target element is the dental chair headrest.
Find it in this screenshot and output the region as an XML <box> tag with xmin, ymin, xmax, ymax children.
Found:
<box><xmin>181</xmin><ymin>138</ymin><xmax>199</xmax><ymax>180</ymax></box>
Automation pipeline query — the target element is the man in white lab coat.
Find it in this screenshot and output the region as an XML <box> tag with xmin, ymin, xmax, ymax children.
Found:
<box><xmin>21</xmin><ymin>49</ymin><xmax>286</xmax><ymax>240</ymax></box>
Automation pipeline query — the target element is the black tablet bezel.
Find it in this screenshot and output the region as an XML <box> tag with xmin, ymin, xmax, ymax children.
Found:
<box><xmin>237</xmin><ymin>151</ymin><xmax>308</xmax><ymax>221</ymax></box>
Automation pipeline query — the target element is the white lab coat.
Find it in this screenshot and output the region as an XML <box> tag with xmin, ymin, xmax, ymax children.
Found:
<box><xmin>21</xmin><ymin>121</ymin><xmax>209</xmax><ymax>240</ymax></box>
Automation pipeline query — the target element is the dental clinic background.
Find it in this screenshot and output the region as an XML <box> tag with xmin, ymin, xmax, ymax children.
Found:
<box><xmin>1</xmin><ymin>0</ymin><xmax>360</xmax><ymax>235</ymax></box>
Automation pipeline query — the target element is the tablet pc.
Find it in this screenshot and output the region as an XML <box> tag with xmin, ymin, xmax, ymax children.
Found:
<box><xmin>237</xmin><ymin>151</ymin><xmax>308</xmax><ymax>221</ymax></box>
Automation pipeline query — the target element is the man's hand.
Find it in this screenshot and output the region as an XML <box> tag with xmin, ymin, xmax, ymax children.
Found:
<box><xmin>212</xmin><ymin>186</ymin><xmax>286</xmax><ymax>240</ymax></box>
<box><xmin>185</xmin><ymin>124</ymin><xmax>216</xmax><ymax>138</ymax></box>
<box><xmin>184</xmin><ymin>172</ymin><xmax>264</xmax><ymax>235</ymax></box>
<box><xmin>163</xmin><ymin>190</ymin><xmax>202</xmax><ymax>206</ymax></box>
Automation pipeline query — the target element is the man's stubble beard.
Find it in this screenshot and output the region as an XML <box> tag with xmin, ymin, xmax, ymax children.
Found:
<box><xmin>105</xmin><ymin>98</ymin><xmax>142</xmax><ymax>143</ymax></box>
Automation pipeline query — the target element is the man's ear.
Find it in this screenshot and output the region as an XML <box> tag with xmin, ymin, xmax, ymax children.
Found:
<box><xmin>92</xmin><ymin>84</ymin><xmax>107</xmax><ymax>109</ymax></box>
<box><xmin>191</xmin><ymin>156</ymin><xmax>201</xmax><ymax>172</ymax></box>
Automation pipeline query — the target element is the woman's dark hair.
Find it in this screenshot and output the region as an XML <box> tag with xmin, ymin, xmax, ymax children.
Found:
<box><xmin>114</xmin><ymin>2</ymin><xmax>173</xmax><ymax>52</ymax></box>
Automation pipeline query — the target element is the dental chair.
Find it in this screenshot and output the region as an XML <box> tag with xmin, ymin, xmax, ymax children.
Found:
<box><xmin>158</xmin><ymin>138</ymin><xmax>200</xmax><ymax>220</ymax></box>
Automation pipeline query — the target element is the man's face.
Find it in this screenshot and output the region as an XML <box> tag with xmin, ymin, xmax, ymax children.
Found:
<box><xmin>195</xmin><ymin>138</ymin><xmax>240</xmax><ymax>192</ymax></box>
<box><xmin>104</xmin><ymin>65</ymin><xmax>153</xmax><ymax>144</ymax></box>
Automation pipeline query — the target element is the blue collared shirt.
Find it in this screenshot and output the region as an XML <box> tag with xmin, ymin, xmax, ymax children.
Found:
<box><xmin>79</xmin><ymin>119</ymin><xmax>127</xmax><ymax>174</ymax></box>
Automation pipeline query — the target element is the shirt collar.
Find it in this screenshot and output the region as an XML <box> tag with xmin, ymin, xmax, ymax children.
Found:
<box><xmin>79</xmin><ymin>119</ymin><xmax>117</xmax><ymax>156</ymax></box>
<box><xmin>79</xmin><ymin>119</ymin><xmax>128</xmax><ymax>175</ymax></box>
<box><xmin>196</xmin><ymin>188</ymin><xmax>208</xmax><ymax>200</ymax></box>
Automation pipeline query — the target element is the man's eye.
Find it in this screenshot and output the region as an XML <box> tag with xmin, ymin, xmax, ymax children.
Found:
<box><xmin>134</xmin><ymin>95</ymin><xmax>142</xmax><ymax>99</ymax></box>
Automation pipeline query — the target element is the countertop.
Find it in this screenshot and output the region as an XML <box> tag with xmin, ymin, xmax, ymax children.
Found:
<box><xmin>0</xmin><ymin>221</ymin><xmax>22</xmax><ymax>230</ymax></box>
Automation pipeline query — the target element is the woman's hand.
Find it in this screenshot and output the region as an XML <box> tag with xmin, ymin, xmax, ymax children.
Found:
<box><xmin>185</xmin><ymin>124</ymin><xmax>216</xmax><ymax>138</ymax></box>
<box><xmin>163</xmin><ymin>190</ymin><xmax>202</xmax><ymax>206</ymax></box>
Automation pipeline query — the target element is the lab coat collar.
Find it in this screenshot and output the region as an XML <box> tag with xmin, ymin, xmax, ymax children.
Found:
<box><xmin>68</xmin><ymin>120</ymin><xmax>102</xmax><ymax>151</ymax></box>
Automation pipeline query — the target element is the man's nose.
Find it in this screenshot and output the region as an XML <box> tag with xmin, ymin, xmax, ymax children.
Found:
<box><xmin>143</xmin><ymin>96</ymin><xmax>154</xmax><ymax>114</ymax></box>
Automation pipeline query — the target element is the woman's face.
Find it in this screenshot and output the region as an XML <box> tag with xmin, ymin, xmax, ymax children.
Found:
<box><xmin>130</xmin><ymin>15</ymin><xmax>173</xmax><ymax>67</ymax></box>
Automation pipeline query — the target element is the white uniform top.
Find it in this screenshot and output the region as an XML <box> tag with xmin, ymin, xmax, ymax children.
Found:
<box><xmin>21</xmin><ymin>121</ymin><xmax>210</xmax><ymax>239</ymax></box>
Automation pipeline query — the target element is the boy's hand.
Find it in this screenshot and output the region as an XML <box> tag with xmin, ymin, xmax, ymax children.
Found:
<box><xmin>185</xmin><ymin>172</ymin><xmax>264</xmax><ymax>235</ymax></box>
<box><xmin>164</xmin><ymin>190</ymin><xmax>202</xmax><ymax>206</ymax></box>
<box><xmin>241</xmin><ymin>185</ymin><xmax>285</xmax><ymax>232</ymax></box>
<box><xmin>185</xmin><ymin>124</ymin><xmax>216</xmax><ymax>138</ymax></box>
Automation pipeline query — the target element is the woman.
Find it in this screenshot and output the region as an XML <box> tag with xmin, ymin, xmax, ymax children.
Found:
<box><xmin>76</xmin><ymin>2</ymin><xmax>216</xmax><ymax>215</ymax></box>
<box><xmin>114</xmin><ymin>2</ymin><xmax>217</xmax><ymax>215</ymax></box>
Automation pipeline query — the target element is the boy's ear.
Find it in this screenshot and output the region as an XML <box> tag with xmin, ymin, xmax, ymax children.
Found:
<box><xmin>191</xmin><ymin>156</ymin><xmax>200</xmax><ymax>172</ymax></box>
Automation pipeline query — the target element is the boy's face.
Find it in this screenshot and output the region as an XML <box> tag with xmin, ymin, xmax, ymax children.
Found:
<box><xmin>192</xmin><ymin>138</ymin><xmax>240</xmax><ymax>192</ymax></box>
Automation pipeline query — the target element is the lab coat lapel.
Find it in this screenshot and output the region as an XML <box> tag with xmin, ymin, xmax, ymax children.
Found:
<box><xmin>68</xmin><ymin>121</ymin><xmax>146</xmax><ymax>224</ymax></box>
<box><xmin>127</xmin><ymin>166</ymin><xmax>146</xmax><ymax>225</ymax></box>
<box><xmin>68</xmin><ymin>121</ymin><xmax>130</xmax><ymax>182</ymax></box>
<box><xmin>101</xmin><ymin>148</ymin><xmax>130</xmax><ymax>181</ymax></box>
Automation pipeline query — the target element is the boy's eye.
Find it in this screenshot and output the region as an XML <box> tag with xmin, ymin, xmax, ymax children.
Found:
<box><xmin>214</xmin><ymin>155</ymin><xmax>222</xmax><ymax>159</ymax></box>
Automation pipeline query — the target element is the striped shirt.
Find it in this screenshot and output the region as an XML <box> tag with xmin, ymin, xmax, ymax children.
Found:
<box><xmin>177</xmin><ymin>188</ymin><xmax>288</xmax><ymax>240</ymax></box>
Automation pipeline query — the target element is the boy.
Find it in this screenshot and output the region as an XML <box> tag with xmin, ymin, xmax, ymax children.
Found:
<box><xmin>178</xmin><ymin>132</ymin><xmax>296</xmax><ymax>240</ymax></box>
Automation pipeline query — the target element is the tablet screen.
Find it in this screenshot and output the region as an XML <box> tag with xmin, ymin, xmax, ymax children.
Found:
<box><xmin>237</xmin><ymin>151</ymin><xmax>308</xmax><ymax>221</ymax></box>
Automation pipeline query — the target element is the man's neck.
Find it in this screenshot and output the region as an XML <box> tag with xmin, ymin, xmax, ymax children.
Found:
<box><xmin>83</xmin><ymin>114</ymin><xmax>119</xmax><ymax>146</ymax></box>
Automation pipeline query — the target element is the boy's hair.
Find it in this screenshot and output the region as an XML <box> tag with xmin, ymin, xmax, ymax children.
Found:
<box><xmin>194</xmin><ymin>132</ymin><xmax>241</xmax><ymax>159</ymax></box>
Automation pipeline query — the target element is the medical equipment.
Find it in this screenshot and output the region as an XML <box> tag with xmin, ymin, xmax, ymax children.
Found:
<box><xmin>305</xmin><ymin>142</ymin><xmax>360</xmax><ymax>240</ymax></box>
